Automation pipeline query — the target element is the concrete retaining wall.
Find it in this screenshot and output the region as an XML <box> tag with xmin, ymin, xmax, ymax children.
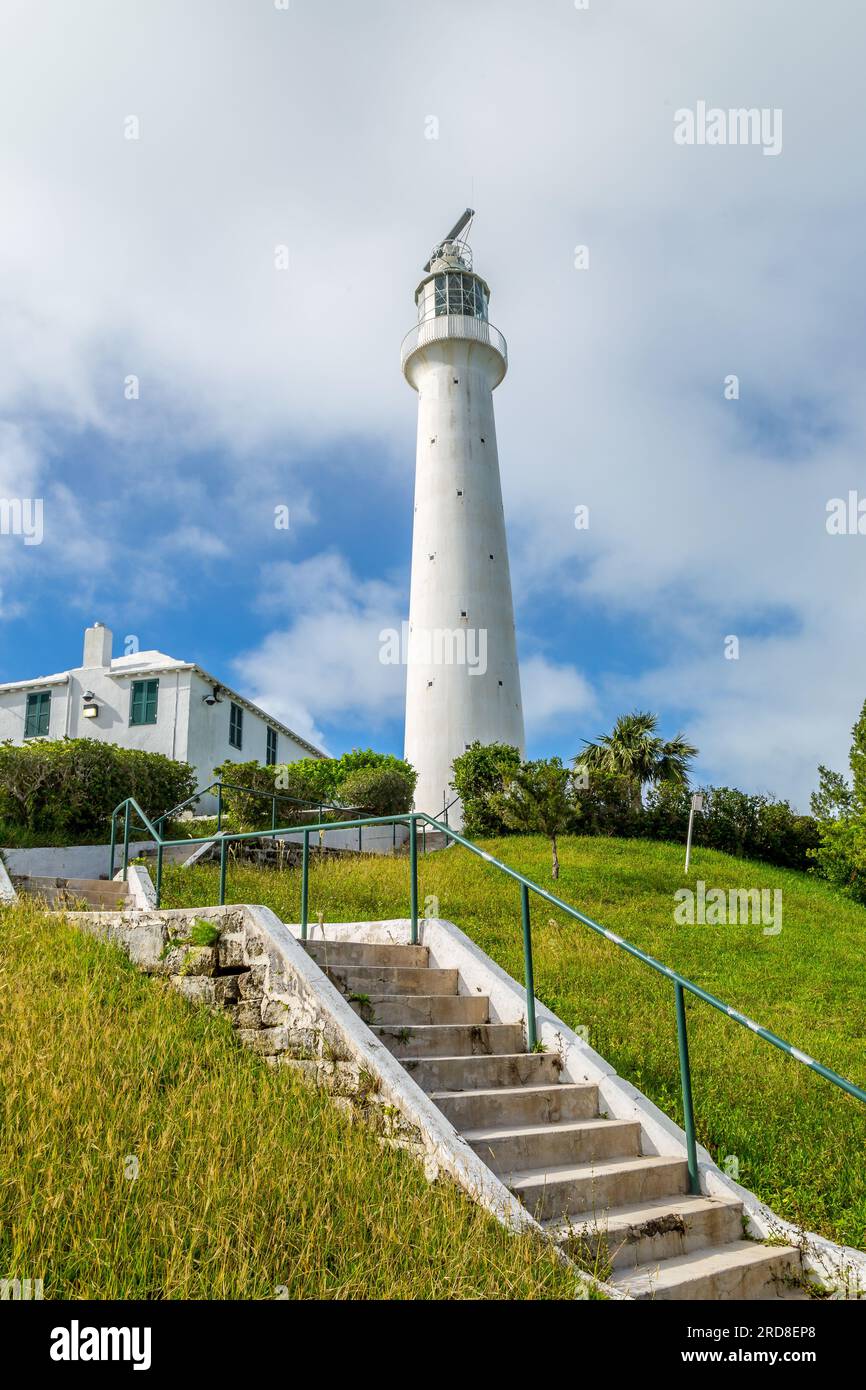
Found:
<box><xmin>3</xmin><ymin>842</ymin><xmax>151</xmax><ymax>880</ymax></box>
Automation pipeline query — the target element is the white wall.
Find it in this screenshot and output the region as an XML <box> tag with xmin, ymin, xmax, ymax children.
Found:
<box><xmin>0</xmin><ymin>681</ymin><xmax>68</xmax><ymax>743</ymax></box>
<box><xmin>0</xmin><ymin>665</ymin><xmax>188</xmax><ymax>755</ymax></box>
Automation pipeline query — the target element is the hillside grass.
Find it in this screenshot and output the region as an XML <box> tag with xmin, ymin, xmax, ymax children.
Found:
<box><xmin>0</xmin><ymin>896</ymin><xmax>587</xmax><ymax>1300</ymax></box>
<box><xmin>161</xmin><ymin>834</ymin><xmax>866</xmax><ymax>1250</ymax></box>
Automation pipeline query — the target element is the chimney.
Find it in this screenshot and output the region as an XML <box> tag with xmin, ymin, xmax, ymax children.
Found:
<box><xmin>82</xmin><ymin>622</ymin><xmax>113</xmax><ymax>669</ymax></box>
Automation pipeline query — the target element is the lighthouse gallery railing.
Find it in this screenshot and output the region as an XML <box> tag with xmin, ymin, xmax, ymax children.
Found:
<box><xmin>400</xmin><ymin>314</ymin><xmax>507</xmax><ymax>371</ymax></box>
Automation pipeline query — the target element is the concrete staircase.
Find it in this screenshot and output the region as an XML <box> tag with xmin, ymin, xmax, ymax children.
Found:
<box><xmin>304</xmin><ymin>936</ymin><xmax>804</xmax><ymax>1300</ymax></box>
<box><xmin>12</xmin><ymin>875</ymin><xmax>130</xmax><ymax>910</ymax></box>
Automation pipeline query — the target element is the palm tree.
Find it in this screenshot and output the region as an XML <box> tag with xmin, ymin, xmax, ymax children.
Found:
<box><xmin>492</xmin><ymin>757</ymin><xmax>575</xmax><ymax>879</ymax></box>
<box><xmin>576</xmin><ymin>711</ymin><xmax>697</xmax><ymax>812</ymax></box>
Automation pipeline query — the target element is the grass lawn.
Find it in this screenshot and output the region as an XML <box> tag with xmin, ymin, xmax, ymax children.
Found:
<box><xmin>0</xmin><ymin>897</ymin><xmax>586</xmax><ymax>1300</ymax></box>
<box><xmin>161</xmin><ymin>834</ymin><xmax>866</xmax><ymax>1250</ymax></box>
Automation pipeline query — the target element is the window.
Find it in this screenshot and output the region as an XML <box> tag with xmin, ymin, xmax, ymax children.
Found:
<box><xmin>431</xmin><ymin>273</ymin><xmax>488</xmax><ymax>320</ymax></box>
<box><xmin>420</xmin><ymin>273</ymin><xmax>488</xmax><ymax>325</ymax></box>
<box><xmin>25</xmin><ymin>690</ymin><xmax>50</xmax><ymax>738</ymax></box>
<box><xmin>130</xmin><ymin>679</ymin><xmax>158</xmax><ymax>726</ymax></box>
<box><xmin>266</xmin><ymin>726</ymin><xmax>277</xmax><ymax>766</ymax></box>
<box><xmin>229</xmin><ymin>702</ymin><xmax>243</xmax><ymax>750</ymax></box>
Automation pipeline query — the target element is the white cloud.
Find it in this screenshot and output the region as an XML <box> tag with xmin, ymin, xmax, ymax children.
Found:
<box><xmin>233</xmin><ymin>553</ymin><xmax>406</xmax><ymax>749</ymax></box>
<box><xmin>520</xmin><ymin>655</ymin><xmax>597</xmax><ymax>738</ymax></box>
<box><xmin>161</xmin><ymin>526</ymin><xmax>229</xmax><ymax>560</ymax></box>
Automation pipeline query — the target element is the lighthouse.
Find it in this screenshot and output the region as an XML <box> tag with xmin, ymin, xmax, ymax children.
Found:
<box><xmin>401</xmin><ymin>211</ymin><xmax>525</xmax><ymax>827</ymax></box>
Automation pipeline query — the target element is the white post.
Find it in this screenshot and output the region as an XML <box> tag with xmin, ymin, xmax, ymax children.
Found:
<box><xmin>684</xmin><ymin>792</ymin><xmax>704</xmax><ymax>873</ymax></box>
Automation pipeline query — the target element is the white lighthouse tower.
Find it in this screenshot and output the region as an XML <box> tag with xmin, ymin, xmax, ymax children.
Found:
<box><xmin>401</xmin><ymin>210</ymin><xmax>525</xmax><ymax>826</ymax></box>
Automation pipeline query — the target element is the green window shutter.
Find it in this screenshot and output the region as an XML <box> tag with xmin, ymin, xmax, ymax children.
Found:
<box><xmin>130</xmin><ymin>679</ymin><xmax>159</xmax><ymax>726</ymax></box>
<box><xmin>266</xmin><ymin>727</ymin><xmax>277</xmax><ymax>766</ymax></box>
<box><xmin>229</xmin><ymin>702</ymin><xmax>243</xmax><ymax>750</ymax></box>
<box><xmin>25</xmin><ymin>690</ymin><xmax>50</xmax><ymax>738</ymax></box>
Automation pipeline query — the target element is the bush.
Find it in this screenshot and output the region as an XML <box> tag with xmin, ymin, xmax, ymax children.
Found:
<box><xmin>338</xmin><ymin>765</ymin><xmax>416</xmax><ymax>818</ymax></box>
<box><xmin>575</xmin><ymin>769</ymin><xmax>645</xmax><ymax>839</ymax></box>
<box><xmin>0</xmin><ymin>739</ymin><xmax>196</xmax><ymax>839</ymax></box>
<box><xmin>213</xmin><ymin>760</ymin><xmax>324</xmax><ymax>830</ymax></box>
<box><xmin>643</xmin><ymin>782</ymin><xmax>818</xmax><ymax>871</ymax></box>
<box><xmin>451</xmin><ymin>742</ymin><xmax>522</xmax><ymax>837</ymax></box>
<box><xmin>215</xmin><ymin>751</ymin><xmax>418</xmax><ymax>830</ymax></box>
<box><xmin>809</xmin><ymin>701</ymin><xmax>866</xmax><ymax>902</ymax></box>
<box><xmin>810</xmin><ymin>812</ymin><xmax>866</xmax><ymax>904</ymax></box>
<box><xmin>449</xmin><ymin>744</ymin><xmax>817</xmax><ymax>871</ymax></box>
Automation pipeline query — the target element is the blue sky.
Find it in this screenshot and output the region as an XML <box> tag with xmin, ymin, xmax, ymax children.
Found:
<box><xmin>2</xmin><ymin>0</ymin><xmax>866</xmax><ymax>811</ymax></box>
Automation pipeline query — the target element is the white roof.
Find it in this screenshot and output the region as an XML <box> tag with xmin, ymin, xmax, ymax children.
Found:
<box><xmin>110</xmin><ymin>650</ymin><xmax>186</xmax><ymax>672</ymax></box>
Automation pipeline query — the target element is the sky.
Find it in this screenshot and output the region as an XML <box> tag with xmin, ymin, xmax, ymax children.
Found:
<box><xmin>1</xmin><ymin>0</ymin><xmax>865</xmax><ymax>811</ymax></box>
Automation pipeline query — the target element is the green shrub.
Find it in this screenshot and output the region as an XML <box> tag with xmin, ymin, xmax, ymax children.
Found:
<box><xmin>215</xmin><ymin>751</ymin><xmax>418</xmax><ymax>830</ymax></box>
<box><xmin>811</xmin><ymin>812</ymin><xmax>866</xmax><ymax>903</ymax></box>
<box><xmin>338</xmin><ymin>765</ymin><xmax>416</xmax><ymax>818</ymax></box>
<box><xmin>451</xmin><ymin>742</ymin><xmax>522</xmax><ymax>837</ymax></box>
<box><xmin>575</xmin><ymin>769</ymin><xmax>644</xmax><ymax>838</ymax></box>
<box><xmin>451</xmin><ymin>745</ymin><xmax>816</xmax><ymax>871</ymax></box>
<box><xmin>0</xmin><ymin>739</ymin><xmax>196</xmax><ymax>840</ymax></box>
<box><xmin>810</xmin><ymin>700</ymin><xmax>866</xmax><ymax>902</ymax></box>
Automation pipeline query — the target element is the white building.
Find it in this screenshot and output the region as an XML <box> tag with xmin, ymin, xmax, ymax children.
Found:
<box><xmin>402</xmin><ymin>212</ymin><xmax>525</xmax><ymax>825</ymax></box>
<box><xmin>0</xmin><ymin>623</ymin><xmax>324</xmax><ymax>804</ymax></box>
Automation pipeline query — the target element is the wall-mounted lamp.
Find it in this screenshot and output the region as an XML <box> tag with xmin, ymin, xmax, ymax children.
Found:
<box><xmin>82</xmin><ymin>690</ymin><xmax>99</xmax><ymax>719</ymax></box>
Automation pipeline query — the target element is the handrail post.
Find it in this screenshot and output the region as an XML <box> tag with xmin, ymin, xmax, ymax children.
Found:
<box><xmin>219</xmin><ymin>836</ymin><xmax>228</xmax><ymax>907</ymax></box>
<box><xmin>520</xmin><ymin>883</ymin><xmax>538</xmax><ymax>1051</ymax></box>
<box><xmin>409</xmin><ymin>818</ymin><xmax>419</xmax><ymax>946</ymax></box>
<box><xmin>271</xmin><ymin>795</ymin><xmax>276</xmax><ymax>832</ymax></box>
<box><xmin>301</xmin><ymin>830</ymin><xmax>310</xmax><ymax>940</ymax></box>
<box><xmin>675</xmin><ymin>982</ymin><xmax>700</xmax><ymax>1194</ymax></box>
<box><xmin>156</xmin><ymin>842</ymin><xmax>164</xmax><ymax>910</ymax></box>
<box><xmin>121</xmin><ymin>801</ymin><xmax>131</xmax><ymax>881</ymax></box>
<box><xmin>109</xmin><ymin>810</ymin><xmax>117</xmax><ymax>880</ymax></box>
<box><xmin>216</xmin><ymin>782</ymin><xmax>223</xmax><ymax>833</ymax></box>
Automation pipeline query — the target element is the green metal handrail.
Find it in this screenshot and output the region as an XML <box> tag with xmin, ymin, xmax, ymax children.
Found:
<box><xmin>109</xmin><ymin>801</ymin><xmax>866</xmax><ymax>1196</ymax></box>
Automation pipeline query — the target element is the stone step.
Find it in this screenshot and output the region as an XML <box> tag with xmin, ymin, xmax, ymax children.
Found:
<box><xmin>15</xmin><ymin>875</ymin><xmax>128</xmax><ymax>894</ymax></box>
<box><xmin>348</xmin><ymin>993</ymin><xmax>489</xmax><ymax>1026</ymax></box>
<box><xmin>507</xmin><ymin>1155</ymin><xmax>690</xmax><ymax>1221</ymax></box>
<box><xmin>431</xmin><ymin>1082</ymin><xmax>599</xmax><ymax>1129</ymax></box>
<box><xmin>401</xmin><ymin>1051</ymin><xmax>562</xmax><ymax>1092</ymax></box>
<box><xmin>323</xmin><ymin>964</ymin><xmax>459</xmax><ymax>997</ymax></box>
<box><xmin>13</xmin><ymin>876</ymin><xmax>129</xmax><ymax>909</ymax></box>
<box><xmin>609</xmin><ymin>1239</ymin><xmax>802</xmax><ymax>1301</ymax></box>
<box><xmin>304</xmin><ymin>939</ymin><xmax>429</xmax><ymax>970</ymax></box>
<box><xmin>547</xmin><ymin>1192</ymin><xmax>745</xmax><ymax>1271</ymax></box>
<box><xmin>464</xmin><ymin>1117</ymin><xmax>642</xmax><ymax>1174</ymax></box>
<box><xmin>376</xmin><ymin>1022</ymin><xmax>524</xmax><ymax>1059</ymax></box>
